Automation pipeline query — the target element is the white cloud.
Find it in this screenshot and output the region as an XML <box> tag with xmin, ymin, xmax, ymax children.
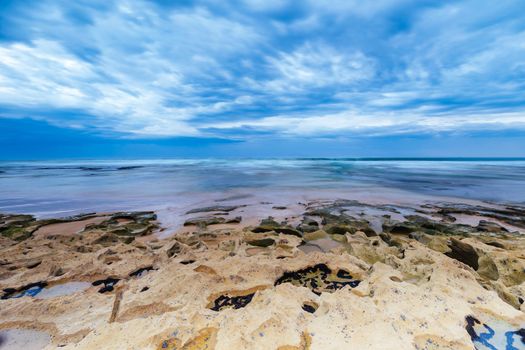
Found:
<box><xmin>263</xmin><ymin>43</ymin><xmax>376</xmax><ymax>92</ymax></box>
<box><xmin>0</xmin><ymin>1</ymin><xmax>263</xmax><ymax>136</ymax></box>
<box><xmin>204</xmin><ymin>110</ymin><xmax>525</xmax><ymax>136</ymax></box>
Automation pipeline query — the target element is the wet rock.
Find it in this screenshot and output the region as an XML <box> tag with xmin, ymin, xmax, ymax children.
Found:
<box><xmin>323</xmin><ymin>224</ymin><xmax>354</xmax><ymax>236</ymax></box>
<box><xmin>324</xmin><ymin>220</ymin><xmax>375</xmax><ymax>237</ymax></box>
<box><xmin>296</xmin><ymin>221</ymin><xmax>319</xmax><ymax>233</ymax></box>
<box><xmin>434</xmin><ymin>203</ymin><xmax>525</xmax><ymax>229</ymax></box>
<box><xmin>0</xmin><ymin>214</ymin><xmax>38</xmax><ymax>241</ymax></box>
<box><xmin>252</xmin><ymin>217</ymin><xmax>280</xmax><ymax>232</ymax></box>
<box><xmin>185</xmin><ymin>205</ymin><xmax>243</xmax><ymax>214</ymax></box>
<box><xmin>303</xmin><ymin>230</ymin><xmax>328</xmax><ymax>241</ymax></box>
<box><xmin>111</xmin><ymin>211</ymin><xmax>157</xmax><ymax>221</ymax></box>
<box><xmin>84</xmin><ymin>211</ymin><xmax>158</xmax><ymax>237</ymax></box>
<box><xmin>183</xmin><ymin>216</ymin><xmax>225</xmax><ymax>227</ymax></box>
<box><xmin>246</xmin><ymin>238</ymin><xmax>275</xmax><ymax>247</ymax></box>
<box><xmin>445</xmin><ymin>238</ymin><xmax>479</xmax><ymax>270</ymax></box>
<box><xmin>383</xmin><ymin>222</ymin><xmax>415</xmax><ymax>235</ymax></box>
<box><xmin>252</xmin><ymin>217</ymin><xmax>302</xmax><ymax>237</ymax></box>
<box><xmin>476</xmin><ymin>220</ymin><xmax>508</xmax><ymax>233</ymax></box>
<box><xmin>272</xmin><ymin>206</ymin><xmax>287</xmax><ymax>210</ymax></box>
<box><xmin>226</xmin><ymin>216</ymin><xmax>242</xmax><ymax>224</ymax></box>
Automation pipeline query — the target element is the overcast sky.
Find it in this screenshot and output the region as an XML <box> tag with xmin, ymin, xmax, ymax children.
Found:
<box><xmin>1</xmin><ymin>0</ymin><xmax>525</xmax><ymax>159</ymax></box>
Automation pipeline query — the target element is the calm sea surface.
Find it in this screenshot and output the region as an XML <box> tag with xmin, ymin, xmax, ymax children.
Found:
<box><xmin>0</xmin><ymin>159</ymin><xmax>524</xmax><ymax>217</ymax></box>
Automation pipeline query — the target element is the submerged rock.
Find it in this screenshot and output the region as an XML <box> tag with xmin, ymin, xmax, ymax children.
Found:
<box><xmin>186</xmin><ymin>205</ymin><xmax>243</xmax><ymax>214</ymax></box>
<box><xmin>476</xmin><ymin>220</ymin><xmax>509</xmax><ymax>233</ymax></box>
<box><xmin>184</xmin><ymin>216</ymin><xmax>226</xmax><ymax>227</ymax></box>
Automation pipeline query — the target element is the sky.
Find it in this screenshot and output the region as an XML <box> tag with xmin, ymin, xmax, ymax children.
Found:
<box><xmin>1</xmin><ymin>0</ymin><xmax>525</xmax><ymax>159</ymax></box>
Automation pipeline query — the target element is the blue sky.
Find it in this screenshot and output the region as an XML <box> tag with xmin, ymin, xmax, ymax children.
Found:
<box><xmin>1</xmin><ymin>0</ymin><xmax>525</xmax><ymax>159</ymax></box>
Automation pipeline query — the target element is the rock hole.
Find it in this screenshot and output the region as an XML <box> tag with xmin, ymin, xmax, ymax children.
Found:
<box><xmin>92</xmin><ymin>278</ymin><xmax>120</xmax><ymax>293</ymax></box>
<box><xmin>129</xmin><ymin>266</ymin><xmax>155</xmax><ymax>278</ymax></box>
<box><xmin>1</xmin><ymin>281</ymin><xmax>47</xmax><ymax>299</ymax></box>
<box><xmin>275</xmin><ymin>264</ymin><xmax>360</xmax><ymax>295</ymax></box>
<box><xmin>209</xmin><ymin>293</ymin><xmax>255</xmax><ymax>311</ymax></box>
<box><xmin>302</xmin><ymin>301</ymin><xmax>319</xmax><ymax>314</ymax></box>
<box><xmin>180</xmin><ymin>260</ymin><xmax>196</xmax><ymax>265</ymax></box>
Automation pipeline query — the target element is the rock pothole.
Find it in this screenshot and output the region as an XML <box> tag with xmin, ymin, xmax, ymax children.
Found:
<box><xmin>92</xmin><ymin>277</ymin><xmax>120</xmax><ymax>293</ymax></box>
<box><xmin>274</xmin><ymin>264</ymin><xmax>360</xmax><ymax>295</ymax></box>
<box><xmin>301</xmin><ymin>301</ymin><xmax>319</xmax><ymax>314</ymax></box>
<box><xmin>207</xmin><ymin>286</ymin><xmax>267</xmax><ymax>312</ymax></box>
<box><xmin>1</xmin><ymin>281</ymin><xmax>47</xmax><ymax>299</ymax></box>
<box><xmin>209</xmin><ymin>292</ymin><xmax>255</xmax><ymax>311</ymax></box>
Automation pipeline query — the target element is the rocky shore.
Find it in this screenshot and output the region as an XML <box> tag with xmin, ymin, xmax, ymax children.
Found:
<box><xmin>0</xmin><ymin>198</ymin><xmax>524</xmax><ymax>349</ymax></box>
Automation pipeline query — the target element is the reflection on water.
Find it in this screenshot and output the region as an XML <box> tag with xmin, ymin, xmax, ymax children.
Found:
<box><xmin>0</xmin><ymin>159</ymin><xmax>524</xmax><ymax>217</ymax></box>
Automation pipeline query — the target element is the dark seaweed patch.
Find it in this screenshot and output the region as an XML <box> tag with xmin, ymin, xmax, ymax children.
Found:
<box><xmin>275</xmin><ymin>264</ymin><xmax>360</xmax><ymax>295</ymax></box>
<box><xmin>92</xmin><ymin>278</ymin><xmax>120</xmax><ymax>293</ymax></box>
<box><xmin>1</xmin><ymin>281</ymin><xmax>47</xmax><ymax>299</ymax></box>
<box><xmin>210</xmin><ymin>293</ymin><xmax>255</xmax><ymax>312</ymax></box>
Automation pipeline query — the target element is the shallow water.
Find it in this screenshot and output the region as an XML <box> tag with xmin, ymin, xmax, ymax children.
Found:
<box><xmin>0</xmin><ymin>329</ymin><xmax>51</xmax><ymax>350</ymax></box>
<box><xmin>35</xmin><ymin>282</ymin><xmax>91</xmax><ymax>300</ymax></box>
<box><xmin>0</xmin><ymin>159</ymin><xmax>524</xmax><ymax>218</ymax></box>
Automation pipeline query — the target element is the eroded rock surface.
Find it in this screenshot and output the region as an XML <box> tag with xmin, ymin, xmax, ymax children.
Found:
<box><xmin>0</xmin><ymin>199</ymin><xmax>524</xmax><ymax>349</ymax></box>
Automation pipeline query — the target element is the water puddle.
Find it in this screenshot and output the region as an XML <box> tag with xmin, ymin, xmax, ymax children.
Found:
<box><xmin>2</xmin><ymin>281</ymin><xmax>91</xmax><ymax>300</ymax></box>
<box><xmin>466</xmin><ymin>315</ymin><xmax>525</xmax><ymax>350</ymax></box>
<box><xmin>0</xmin><ymin>329</ymin><xmax>51</xmax><ymax>350</ymax></box>
<box><xmin>35</xmin><ymin>282</ymin><xmax>91</xmax><ymax>300</ymax></box>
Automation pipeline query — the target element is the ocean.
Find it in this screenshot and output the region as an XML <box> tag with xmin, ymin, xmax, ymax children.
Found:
<box><xmin>1</xmin><ymin>158</ymin><xmax>524</xmax><ymax>218</ymax></box>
